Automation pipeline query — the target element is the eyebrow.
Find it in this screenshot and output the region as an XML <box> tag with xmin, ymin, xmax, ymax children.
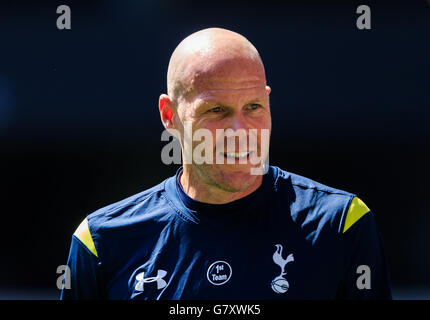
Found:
<box><xmin>196</xmin><ymin>98</ymin><xmax>264</xmax><ymax>110</ymax></box>
<box><xmin>203</xmin><ymin>85</ymin><xmax>263</xmax><ymax>92</ymax></box>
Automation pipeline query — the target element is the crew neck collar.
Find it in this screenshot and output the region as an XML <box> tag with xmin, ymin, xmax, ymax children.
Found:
<box><xmin>164</xmin><ymin>166</ymin><xmax>278</xmax><ymax>224</ymax></box>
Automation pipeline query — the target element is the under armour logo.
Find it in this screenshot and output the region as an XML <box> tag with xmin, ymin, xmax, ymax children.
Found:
<box><xmin>135</xmin><ymin>269</ymin><xmax>167</xmax><ymax>292</ymax></box>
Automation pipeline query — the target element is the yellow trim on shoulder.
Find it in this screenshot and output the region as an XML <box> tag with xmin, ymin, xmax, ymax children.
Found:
<box><xmin>343</xmin><ymin>197</ymin><xmax>370</xmax><ymax>233</ymax></box>
<box><xmin>73</xmin><ymin>218</ymin><xmax>98</xmax><ymax>257</ymax></box>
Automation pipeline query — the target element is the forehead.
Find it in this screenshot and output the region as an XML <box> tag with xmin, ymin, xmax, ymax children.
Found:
<box><xmin>192</xmin><ymin>85</ymin><xmax>268</xmax><ymax>107</ymax></box>
<box><xmin>184</xmin><ymin>56</ymin><xmax>267</xmax><ymax>102</ymax></box>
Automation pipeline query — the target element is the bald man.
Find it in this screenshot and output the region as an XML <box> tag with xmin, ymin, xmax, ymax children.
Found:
<box><xmin>61</xmin><ymin>28</ymin><xmax>392</xmax><ymax>300</ymax></box>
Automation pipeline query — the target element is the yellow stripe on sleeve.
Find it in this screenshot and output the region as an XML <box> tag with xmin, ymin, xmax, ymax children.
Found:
<box><xmin>343</xmin><ymin>197</ymin><xmax>370</xmax><ymax>233</ymax></box>
<box><xmin>73</xmin><ymin>218</ymin><xmax>98</xmax><ymax>257</ymax></box>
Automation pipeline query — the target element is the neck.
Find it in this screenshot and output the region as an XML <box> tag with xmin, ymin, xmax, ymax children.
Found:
<box><xmin>179</xmin><ymin>165</ymin><xmax>263</xmax><ymax>204</ymax></box>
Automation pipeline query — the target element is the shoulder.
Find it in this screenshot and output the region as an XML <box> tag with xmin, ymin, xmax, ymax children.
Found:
<box><xmin>274</xmin><ymin>166</ymin><xmax>353</xmax><ymax>198</ymax></box>
<box><xmin>86</xmin><ymin>179</ymin><xmax>168</xmax><ymax>230</ymax></box>
<box><xmin>72</xmin><ymin>177</ymin><xmax>175</xmax><ymax>258</ymax></box>
<box><xmin>272</xmin><ymin>166</ymin><xmax>354</xmax><ymax>210</ymax></box>
<box><xmin>270</xmin><ymin>166</ymin><xmax>371</xmax><ymax>236</ymax></box>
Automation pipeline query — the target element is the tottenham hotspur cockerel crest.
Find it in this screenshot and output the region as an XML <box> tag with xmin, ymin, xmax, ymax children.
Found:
<box><xmin>271</xmin><ymin>244</ymin><xmax>294</xmax><ymax>294</ymax></box>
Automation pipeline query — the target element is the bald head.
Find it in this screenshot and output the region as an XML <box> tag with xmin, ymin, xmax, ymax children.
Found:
<box><xmin>160</xmin><ymin>28</ymin><xmax>271</xmax><ymax>199</ymax></box>
<box><xmin>167</xmin><ymin>28</ymin><xmax>266</xmax><ymax>104</ymax></box>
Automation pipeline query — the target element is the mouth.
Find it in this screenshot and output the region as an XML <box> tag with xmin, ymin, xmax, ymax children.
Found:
<box><xmin>221</xmin><ymin>151</ymin><xmax>254</xmax><ymax>161</ymax></box>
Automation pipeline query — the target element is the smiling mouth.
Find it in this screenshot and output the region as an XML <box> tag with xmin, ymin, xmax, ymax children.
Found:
<box><xmin>221</xmin><ymin>151</ymin><xmax>254</xmax><ymax>159</ymax></box>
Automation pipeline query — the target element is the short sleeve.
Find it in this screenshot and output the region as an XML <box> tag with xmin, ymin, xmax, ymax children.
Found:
<box><xmin>60</xmin><ymin>219</ymin><xmax>104</xmax><ymax>300</ymax></box>
<box><xmin>336</xmin><ymin>198</ymin><xmax>392</xmax><ymax>299</ymax></box>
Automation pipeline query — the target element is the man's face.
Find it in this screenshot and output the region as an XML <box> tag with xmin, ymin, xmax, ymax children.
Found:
<box><xmin>176</xmin><ymin>57</ymin><xmax>272</xmax><ymax>193</ymax></box>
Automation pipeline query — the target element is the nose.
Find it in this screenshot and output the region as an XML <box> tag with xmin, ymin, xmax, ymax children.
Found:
<box><xmin>225</xmin><ymin>113</ymin><xmax>248</xmax><ymax>133</ymax></box>
<box><xmin>223</xmin><ymin>115</ymin><xmax>249</xmax><ymax>152</ymax></box>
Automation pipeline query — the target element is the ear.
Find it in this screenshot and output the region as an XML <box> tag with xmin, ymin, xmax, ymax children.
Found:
<box><xmin>159</xmin><ymin>94</ymin><xmax>175</xmax><ymax>130</ymax></box>
<box><xmin>266</xmin><ymin>85</ymin><xmax>271</xmax><ymax>95</ymax></box>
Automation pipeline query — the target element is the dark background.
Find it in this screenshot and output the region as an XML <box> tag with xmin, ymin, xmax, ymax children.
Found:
<box><xmin>0</xmin><ymin>0</ymin><xmax>429</xmax><ymax>299</ymax></box>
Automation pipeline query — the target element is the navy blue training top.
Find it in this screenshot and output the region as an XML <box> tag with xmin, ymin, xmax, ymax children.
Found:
<box><xmin>60</xmin><ymin>166</ymin><xmax>392</xmax><ymax>300</ymax></box>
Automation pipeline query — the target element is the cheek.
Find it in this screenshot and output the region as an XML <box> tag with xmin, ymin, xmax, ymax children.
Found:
<box><xmin>190</xmin><ymin>122</ymin><xmax>220</xmax><ymax>149</ymax></box>
<box><xmin>195</xmin><ymin>120</ymin><xmax>223</xmax><ymax>136</ymax></box>
<box><xmin>248</xmin><ymin>117</ymin><xmax>271</xmax><ymax>149</ymax></box>
<box><xmin>248</xmin><ymin>114</ymin><xmax>272</xmax><ymax>131</ymax></box>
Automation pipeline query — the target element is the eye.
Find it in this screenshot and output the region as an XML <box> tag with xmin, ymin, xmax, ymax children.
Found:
<box><xmin>208</xmin><ymin>106</ymin><xmax>223</xmax><ymax>113</ymax></box>
<box><xmin>248</xmin><ymin>103</ymin><xmax>261</xmax><ymax>110</ymax></box>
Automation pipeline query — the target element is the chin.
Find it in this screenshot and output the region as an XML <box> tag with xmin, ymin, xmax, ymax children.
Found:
<box><xmin>212</xmin><ymin>164</ymin><xmax>262</xmax><ymax>192</ymax></box>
